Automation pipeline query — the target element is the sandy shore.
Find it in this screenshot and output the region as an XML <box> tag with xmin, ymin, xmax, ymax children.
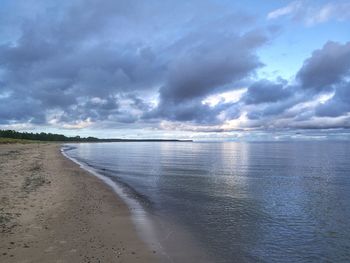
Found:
<box><xmin>0</xmin><ymin>143</ymin><xmax>158</xmax><ymax>263</ymax></box>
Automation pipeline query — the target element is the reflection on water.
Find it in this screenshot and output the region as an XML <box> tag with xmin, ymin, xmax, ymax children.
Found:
<box><xmin>65</xmin><ymin>142</ymin><xmax>350</xmax><ymax>262</ymax></box>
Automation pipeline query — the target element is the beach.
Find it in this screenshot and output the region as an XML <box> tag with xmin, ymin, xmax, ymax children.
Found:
<box><xmin>0</xmin><ymin>143</ymin><xmax>157</xmax><ymax>263</ymax></box>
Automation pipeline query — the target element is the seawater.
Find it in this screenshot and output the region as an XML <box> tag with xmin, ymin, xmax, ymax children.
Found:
<box><xmin>63</xmin><ymin>141</ymin><xmax>350</xmax><ymax>263</ymax></box>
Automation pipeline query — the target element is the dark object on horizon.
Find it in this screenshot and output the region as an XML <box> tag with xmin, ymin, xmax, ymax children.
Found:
<box><xmin>0</xmin><ymin>130</ymin><xmax>192</xmax><ymax>142</ymax></box>
<box><xmin>0</xmin><ymin>129</ymin><xmax>98</xmax><ymax>142</ymax></box>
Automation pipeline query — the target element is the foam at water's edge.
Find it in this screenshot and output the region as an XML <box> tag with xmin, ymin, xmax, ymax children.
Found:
<box><xmin>60</xmin><ymin>145</ymin><xmax>169</xmax><ymax>260</ymax></box>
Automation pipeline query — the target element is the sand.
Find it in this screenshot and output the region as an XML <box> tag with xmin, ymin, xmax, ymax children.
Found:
<box><xmin>0</xmin><ymin>143</ymin><xmax>158</xmax><ymax>263</ymax></box>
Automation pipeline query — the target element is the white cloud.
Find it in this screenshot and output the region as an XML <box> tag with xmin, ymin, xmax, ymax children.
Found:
<box><xmin>62</xmin><ymin>118</ymin><xmax>94</xmax><ymax>129</ymax></box>
<box><xmin>267</xmin><ymin>1</ymin><xmax>302</xmax><ymax>20</ymax></box>
<box><xmin>202</xmin><ymin>88</ymin><xmax>247</xmax><ymax>107</ymax></box>
<box><xmin>267</xmin><ymin>1</ymin><xmax>350</xmax><ymax>25</ymax></box>
<box><xmin>305</xmin><ymin>2</ymin><xmax>350</xmax><ymax>26</ymax></box>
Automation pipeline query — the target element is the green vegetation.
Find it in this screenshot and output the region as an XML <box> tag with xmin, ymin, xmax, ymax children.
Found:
<box><xmin>0</xmin><ymin>130</ymin><xmax>99</xmax><ymax>142</ymax></box>
<box><xmin>0</xmin><ymin>138</ymin><xmax>36</xmax><ymax>144</ymax></box>
<box><xmin>22</xmin><ymin>175</ymin><xmax>47</xmax><ymax>193</ymax></box>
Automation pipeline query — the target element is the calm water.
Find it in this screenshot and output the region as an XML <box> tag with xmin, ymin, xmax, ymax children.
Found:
<box><xmin>64</xmin><ymin>141</ymin><xmax>350</xmax><ymax>262</ymax></box>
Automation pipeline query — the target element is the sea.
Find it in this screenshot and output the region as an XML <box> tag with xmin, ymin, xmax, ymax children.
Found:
<box><xmin>62</xmin><ymin>141</ymin><xmax>350</xmax><ymax>263</ymax></box>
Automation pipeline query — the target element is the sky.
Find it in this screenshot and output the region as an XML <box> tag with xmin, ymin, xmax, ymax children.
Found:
<box><xmin>0</xmin><ymin>0</ymin><xmax>350</xmax><ymax>140</ymax></box>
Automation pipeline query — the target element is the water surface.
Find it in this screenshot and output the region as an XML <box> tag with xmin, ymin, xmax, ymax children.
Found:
<box><xmin>64</xmin><ymin>141</ymin><xmax>350</xmax><ymax>262</ymax></box>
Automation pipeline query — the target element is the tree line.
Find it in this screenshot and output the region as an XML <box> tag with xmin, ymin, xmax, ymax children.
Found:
<box><xmin>0</xmin><ymin>130</ymin><xmax>99</xmax><ymax>142</ymax></box>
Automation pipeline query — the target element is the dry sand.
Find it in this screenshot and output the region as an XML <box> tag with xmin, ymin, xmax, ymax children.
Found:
<box><xmin>0</xmin><ymin>143</ymin><xmax>158</xmax><ymax>263</ymax></box>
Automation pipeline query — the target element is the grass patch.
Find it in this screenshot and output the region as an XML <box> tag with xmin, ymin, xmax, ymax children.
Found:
<box><xmin>0</xmin><ymin>138</ymin><xmax>38</xmax><ymax>144</ymax></box>
<box><xmin>0</xmin><ymin>214</ymin><xmax>11</xmax><ymax>224</ymax></box>
<box><xmin>29</xmin><ymin>163</ymin><xmax>42</xmax><ymax>172</ymax></box>
<box><xmin>0</xmin><ymin>149</ymin><xmax>20</xmax><ymax>157</ymax></box>
<box><xmin>22</xmin><ymin>175</ymin><xmax>47</xmax><ymax>193</ymax></box>
<box><xmin>0</xmin><ymin>212</ymin><xmax>19</xmax><ymax>234</ymax></box>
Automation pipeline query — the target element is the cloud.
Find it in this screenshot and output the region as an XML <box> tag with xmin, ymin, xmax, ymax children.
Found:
<box><xmin>297</xmin><ymin>41</ymin><xmax>350</xmax><ymax>91</ymax></box>
<box><xmin>0</xmin><ymin>0</ymin><xmax>350</xmax><ymax>136</ymax></box>
<box><xmin>316</xmin><ymin>83</ymin><xmax>350</xmax><ymax>117</ymax></box>
<box><xmin>243</xmin><ymin>79</ymin><xmax>292</xmax><ymax>105</ymax></box>
<box><xmin>222</xmin><ymin>41</ymin><xmax>350</xmax><ymax>129</ymax></box>
<box><xmin>148</xmin><ymin>29</ymin><xmax>268</xmax><ymax>124</ymax></box>
<box><xmin>243</xmin><ymin>41</ymin><xmax>350</xmax><ymax>128</ymax></box>
<box><xmin>162</xmin><ymin>31</ymin><xmax>266</xmax><ymax>101</ymax></box>
<box><xmin>267</xmin><ymin>1</ymin><xmax>302</xmax><ymax>20</ymax></box>
<box><xmin>0</xmin><ymin>0</ymin><xmax>268</xmax><ymax>129</ymax></box>
<box><xmin>304</xmin><ymin>2</ymin><xmax>350</xmax><ymax>26</ymax></box>
<box><xmin>267</xmin><ymin>1</ymin><xmax>350</xmax><ymax>26</ymax></box>
<box><xmin>0</xmin><ymin>0</ymin><xmax>173</xmax><ymax>126</ymax></box>
<box><xmin>61</xmin><ymin>118</ymin><xmax>94</xmax><ymax>129</ymax></box>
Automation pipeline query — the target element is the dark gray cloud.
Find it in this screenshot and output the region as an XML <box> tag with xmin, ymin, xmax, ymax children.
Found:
<box><xmin>246</xmin><ymin>94</ymin><xmax>301</xmax><ymax>121</ymax></box>
<box><xmin>303</xmin><ymin>42</ymin><xmax>350</xmax><ymax>119</ymax></box>
<box><xmin>147</xmin><ymin>99</ymin><xmax>240</xmax><ymax>125</ymax></box>
<box><xmin>150</xmin><ymin>29</ymin><xmax>268</xmax><ymax>123</ymax></box>
<box><xmin>244</xmin><ymin>41</ymin><xmax>350</xmax><ymax>126</ymax></box>
<box><xmin>0</xmin><ymin>0</ymin><xmax>171</xmax><ymax>126</ymax></box>
<box><xmin>316</xmin><ymin>83</ymin><xmax>350</xmax><ymax>117</ymax></box>
<box><xmin>244</xmin><ymin>79</ymin><xmax>292</xmax><ymax>105</ymax></box>
<box><xmin>0</xmin><ymin>97</ymin><xmax>46</xmax><ymax>125</ymax></box>
<box><xmin>297</xmin><ymin>41</ymin><xmax>350</xmax><ymax>91</ymax></box>
<box><xmin>1</xmin><ymin>0</ymin><xmax>350</xmax><ymax>133</ymax></box>
<box><xmin>161</xmin><ymin>32</ymin><xmax>265</xmax><ymax>102</ymax></box>
<box><xmin>0</xmin><ymin>0</ymin><xmax>269</xmax><ymax>128</ymax></box>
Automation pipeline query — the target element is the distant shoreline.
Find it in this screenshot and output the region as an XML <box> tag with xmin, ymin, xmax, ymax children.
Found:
<box><xmin>80</xmin><ymin>139</ymin><xmax>194</xmax><ymax>142</ymax></box>
<box><xmin>0</xmin><ymin>137</ymin><xmax>193</xmax><ymax>144</ymax></box>
<box><xmin>0</xmin><ymin>129</ymin><xmax>193</xmax><ymax>143</ymax></box>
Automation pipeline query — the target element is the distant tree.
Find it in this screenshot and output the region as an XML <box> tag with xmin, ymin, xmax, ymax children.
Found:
<box><xmin>0</xmin><ymin>130</ymin><xmax>100</xmax><ymax>142</ymax></box>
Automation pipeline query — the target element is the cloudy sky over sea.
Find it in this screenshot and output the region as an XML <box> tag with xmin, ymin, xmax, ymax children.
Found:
<box><xmin>1</xmin><ymin>0</ymin><xmax>350</xmax><ymax>140</ymax></box>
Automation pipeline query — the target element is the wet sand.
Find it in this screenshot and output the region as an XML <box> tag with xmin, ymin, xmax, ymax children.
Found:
<box><xmin>0</xmin><ymin>143</ymin><xmax>158</xmax><ymax>263</ymax></box>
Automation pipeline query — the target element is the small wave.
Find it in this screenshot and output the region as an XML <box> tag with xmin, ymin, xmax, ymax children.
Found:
<box><xmin>96</xmin><ymin>168</ymin><xmax>155</xmax><ymax>209</ymax></box>
<box><xmin>61</xmin><ymin>144</ymin><xmax>77</xmax><ymax>152</ymax></box>
<box><xmin>60</xmin><ymin>145</ymin><xmax>166</xmax><ymax>257</ymax></box>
